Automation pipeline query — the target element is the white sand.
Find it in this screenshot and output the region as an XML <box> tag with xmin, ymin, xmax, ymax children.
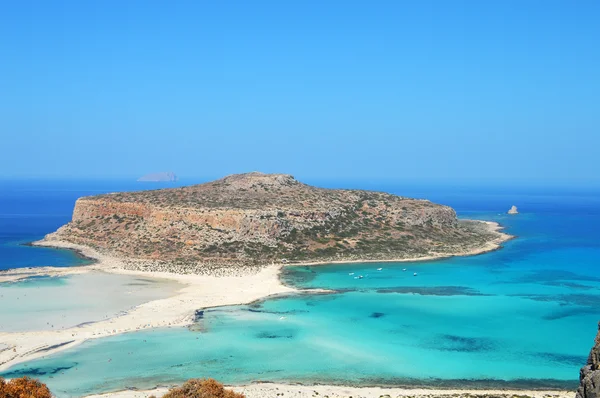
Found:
<box><xmin>85</xmin><ymin>383</ymin><xmax>573</xmax><ymax>398</ymax></box>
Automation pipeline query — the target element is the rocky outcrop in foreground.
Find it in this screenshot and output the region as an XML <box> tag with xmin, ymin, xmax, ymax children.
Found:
<box><xmin>577</xmin><ymin>322</ymin><xmax>600</xmax><ymax>398</ymax></box>
<box><xmin>45</xmin><ymin>172</ymin><xmax>507</xmax><ymax>273</ymax></box>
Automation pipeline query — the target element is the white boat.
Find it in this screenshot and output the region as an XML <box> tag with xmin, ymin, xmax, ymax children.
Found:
<box><xmin>349</xmin><ymin>272</ymin><xmax>354</xmax><ymax>276</ymax></box>
<box><xmin>413</xmin><ymin>272</ymin><xmax>418</xmax><ymax>276</ymax></box>
<box><xmin>377</xmin><ymin>268</ymin><xmax>383</xmax><ymax>271</ymax></box>
<box><xmin>402</xmin><ymin>268</ymin><xmax>407</xmax><ymax>271</ymax></box>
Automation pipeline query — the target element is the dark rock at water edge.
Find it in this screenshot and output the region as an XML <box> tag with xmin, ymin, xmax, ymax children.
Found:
<box><xmin>577</xmin><ymin>321</ymin><xmax>600</xmax><ymax>398</ymax></box>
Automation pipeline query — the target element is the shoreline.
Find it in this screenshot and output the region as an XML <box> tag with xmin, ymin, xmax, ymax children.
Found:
<box><xmin>21</xmin><ymin>240</ymin><xmax>99</xmax><ymax>265</ymax></box>
<box><xmin>0</xmin><ymin>219</ymin><xmax>519</xmax><ymax>394</ymax></box>
<box><xmin>84</xmin><ymin>383</ymin><xmax>574</xmax><ymax>398</ymax></box>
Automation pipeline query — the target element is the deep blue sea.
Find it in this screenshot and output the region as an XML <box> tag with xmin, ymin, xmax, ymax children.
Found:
<box><xmin>1</xmin><ymin>179</ymin><xmax>599</xmax><ymax>397</ymax></box>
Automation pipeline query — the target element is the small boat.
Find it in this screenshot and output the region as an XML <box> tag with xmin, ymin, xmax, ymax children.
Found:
<box><xmin>413</xmin><ymin>272</ymin><xmax>418</xmax><ymax>276</ymax></box>
<box><xmin>402</xmin><ymin>268</ymin><xmax>407</xmax><ymax>271</ymax></box>
<box><xmin>349</xmin><ymin>272</ymin><xmax>354</xmax><ymax>276</ymax></box>
<box><xmin>358</xmin><ymin>275</ymin><xmax>364</xmax><ymax>279</ymax></box>
<box><xmin>279</xmin><ymin>316</ymin><xmax>286</xmax><ymax>320</ymax></box>
<box><xmin>377</xmin><ymin>268</ymin><xmax>383</xmax><ymax>271</ymax></box>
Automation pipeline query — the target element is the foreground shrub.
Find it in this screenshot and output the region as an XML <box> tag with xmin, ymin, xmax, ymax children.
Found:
<box><xmin>161</xmin><ymin>378</ymin><xmax>245</xmax><ymax>398</ymax></box>
<box><xmin>0</xmin><ymin>376</ymin><xmax>52</xmax><ymax>398</ymax></box>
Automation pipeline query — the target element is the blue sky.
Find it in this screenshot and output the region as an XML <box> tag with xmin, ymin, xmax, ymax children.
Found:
<box><xmin>1</xmin><ymin>0</ymin><xmax>598</xmax><ymax>184</ymax></box>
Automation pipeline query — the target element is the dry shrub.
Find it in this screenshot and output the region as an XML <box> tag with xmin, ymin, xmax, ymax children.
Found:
<box><xmin>0</xmin><ymin>376</ymin><xmax>52</xmax><ymax>398</ymax></box>
<box><xmin>162</xmin><ymin>378</ymin><xmax>245</xmax><ymax>398</ymax></box>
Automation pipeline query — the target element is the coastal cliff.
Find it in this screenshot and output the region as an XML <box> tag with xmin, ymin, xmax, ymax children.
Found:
<box><xmin>44</xmin><ymin>172</ymin><xmax>508</xmax><ymax>273</ymax></box>
<box><xmin>577</xmin><ymin>322</ymin><xmax>600</xmax><ymax>398</ymax></box>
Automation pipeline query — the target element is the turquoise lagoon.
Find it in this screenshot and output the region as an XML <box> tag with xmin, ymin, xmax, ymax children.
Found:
<box><xmin>0</xmin><ymin>273</ymin><xmax>182</xmax><ymax>332</ymax></box>
<box><xmin>1</xmin><ymin>181</ymin><xmax>599</xmax><ymax>397</ymax></box>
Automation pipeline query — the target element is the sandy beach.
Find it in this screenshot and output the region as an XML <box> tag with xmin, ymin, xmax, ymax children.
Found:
<box><xmin>85</xmin><ymin>383</ymin><xmax>574</xmax><ymax>398</ymax></box>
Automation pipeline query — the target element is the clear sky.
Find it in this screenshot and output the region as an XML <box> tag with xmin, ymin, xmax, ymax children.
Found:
<box><xmin>1</xmin><ymin>0</ymin><xmax>599</xmax><ymax>184</ymax></box>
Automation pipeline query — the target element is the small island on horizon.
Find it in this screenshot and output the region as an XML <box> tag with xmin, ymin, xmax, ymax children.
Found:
<box><xmin>137</xmin><ymin>171</ymin><xmax>178</xmax><ymax>182</ymax></box>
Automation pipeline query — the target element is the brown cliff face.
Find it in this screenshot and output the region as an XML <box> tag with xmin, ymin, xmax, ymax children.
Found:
<box><xmin>577</xmin><ymin>322</ymin><xmax>600</xmax><ymax>398</ymax></box>
<box><xmin>46</xmin><ymin>172</ymin><xmax>502</xmax><ymax>270</ymax></box>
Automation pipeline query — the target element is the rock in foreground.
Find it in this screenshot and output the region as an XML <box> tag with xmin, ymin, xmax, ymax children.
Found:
<box><xmin>46</xmin><ymin>172</ymin><xmax>507</xmax><ymax>273</ymax></box>
<box><xmin>577</xmin><ymin>322</ymin><xmax>600</xmax><ymax>398</ymax></box>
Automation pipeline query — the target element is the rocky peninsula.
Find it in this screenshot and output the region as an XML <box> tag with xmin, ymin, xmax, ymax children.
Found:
<box><xmin>43</xmin><ymin>172</ymin><xmax>510</xmax><ymax>275</ymax></box>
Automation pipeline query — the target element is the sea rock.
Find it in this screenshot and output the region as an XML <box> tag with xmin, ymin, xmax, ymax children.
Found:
<box><xmin>44</xmin><ymin>172</ymin><xmax>506</xmax><ymax>273</ymax></box>
<box><xmin>137</xmin><ymin>172</ymin><xmax>178</xmax><ymax>182</ymax></box>
<box><xmin>507</xmin><ymin>205</ymin><xmax>518</xmax><ymax>215</ymax></box>
<box><xmin>577</xmin><ymin>322</ymin><xmax>600</xmax><ymax>398</ymax></box>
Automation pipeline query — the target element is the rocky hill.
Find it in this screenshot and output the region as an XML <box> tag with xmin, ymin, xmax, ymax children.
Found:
<box><xmin>45</xmin><ymin>172</ymin><xmax>507</xmax><ymax>273</ymax></box>
<box><xmin>577</xmin><ymin>322</ymin><xmax>600</xmax><ymax>398</ymax></box>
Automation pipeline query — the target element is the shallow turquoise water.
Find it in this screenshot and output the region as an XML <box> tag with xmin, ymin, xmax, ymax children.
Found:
<box><xmin>0</xmin><ymin>273</ymin><xmax>182</xmax><ymax>332</ymax></box>
<box><xmin>1</xmin><ymin>183</ymin><xmax>599</xmax><ymax>397</ymax></box>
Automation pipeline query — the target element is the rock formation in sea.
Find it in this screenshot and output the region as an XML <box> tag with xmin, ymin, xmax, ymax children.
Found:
<box><xmin>577</xmin><ymin>322</ymin><xmax>600</xmax><ymax>398</ymax></box>
<box><xmin>137</xmin><ymin>172</ymin><xmax>178</xmax><ymax>182</ymax></box>
<box><xmin>508</xmin><ymin>205</ymin><xmax>519</xmax><ymax>215</ymax></box>
<box><xmin>44</xmin><ymin>172</ymin><xmax>506</xmax><ymax>272</ymax></box>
